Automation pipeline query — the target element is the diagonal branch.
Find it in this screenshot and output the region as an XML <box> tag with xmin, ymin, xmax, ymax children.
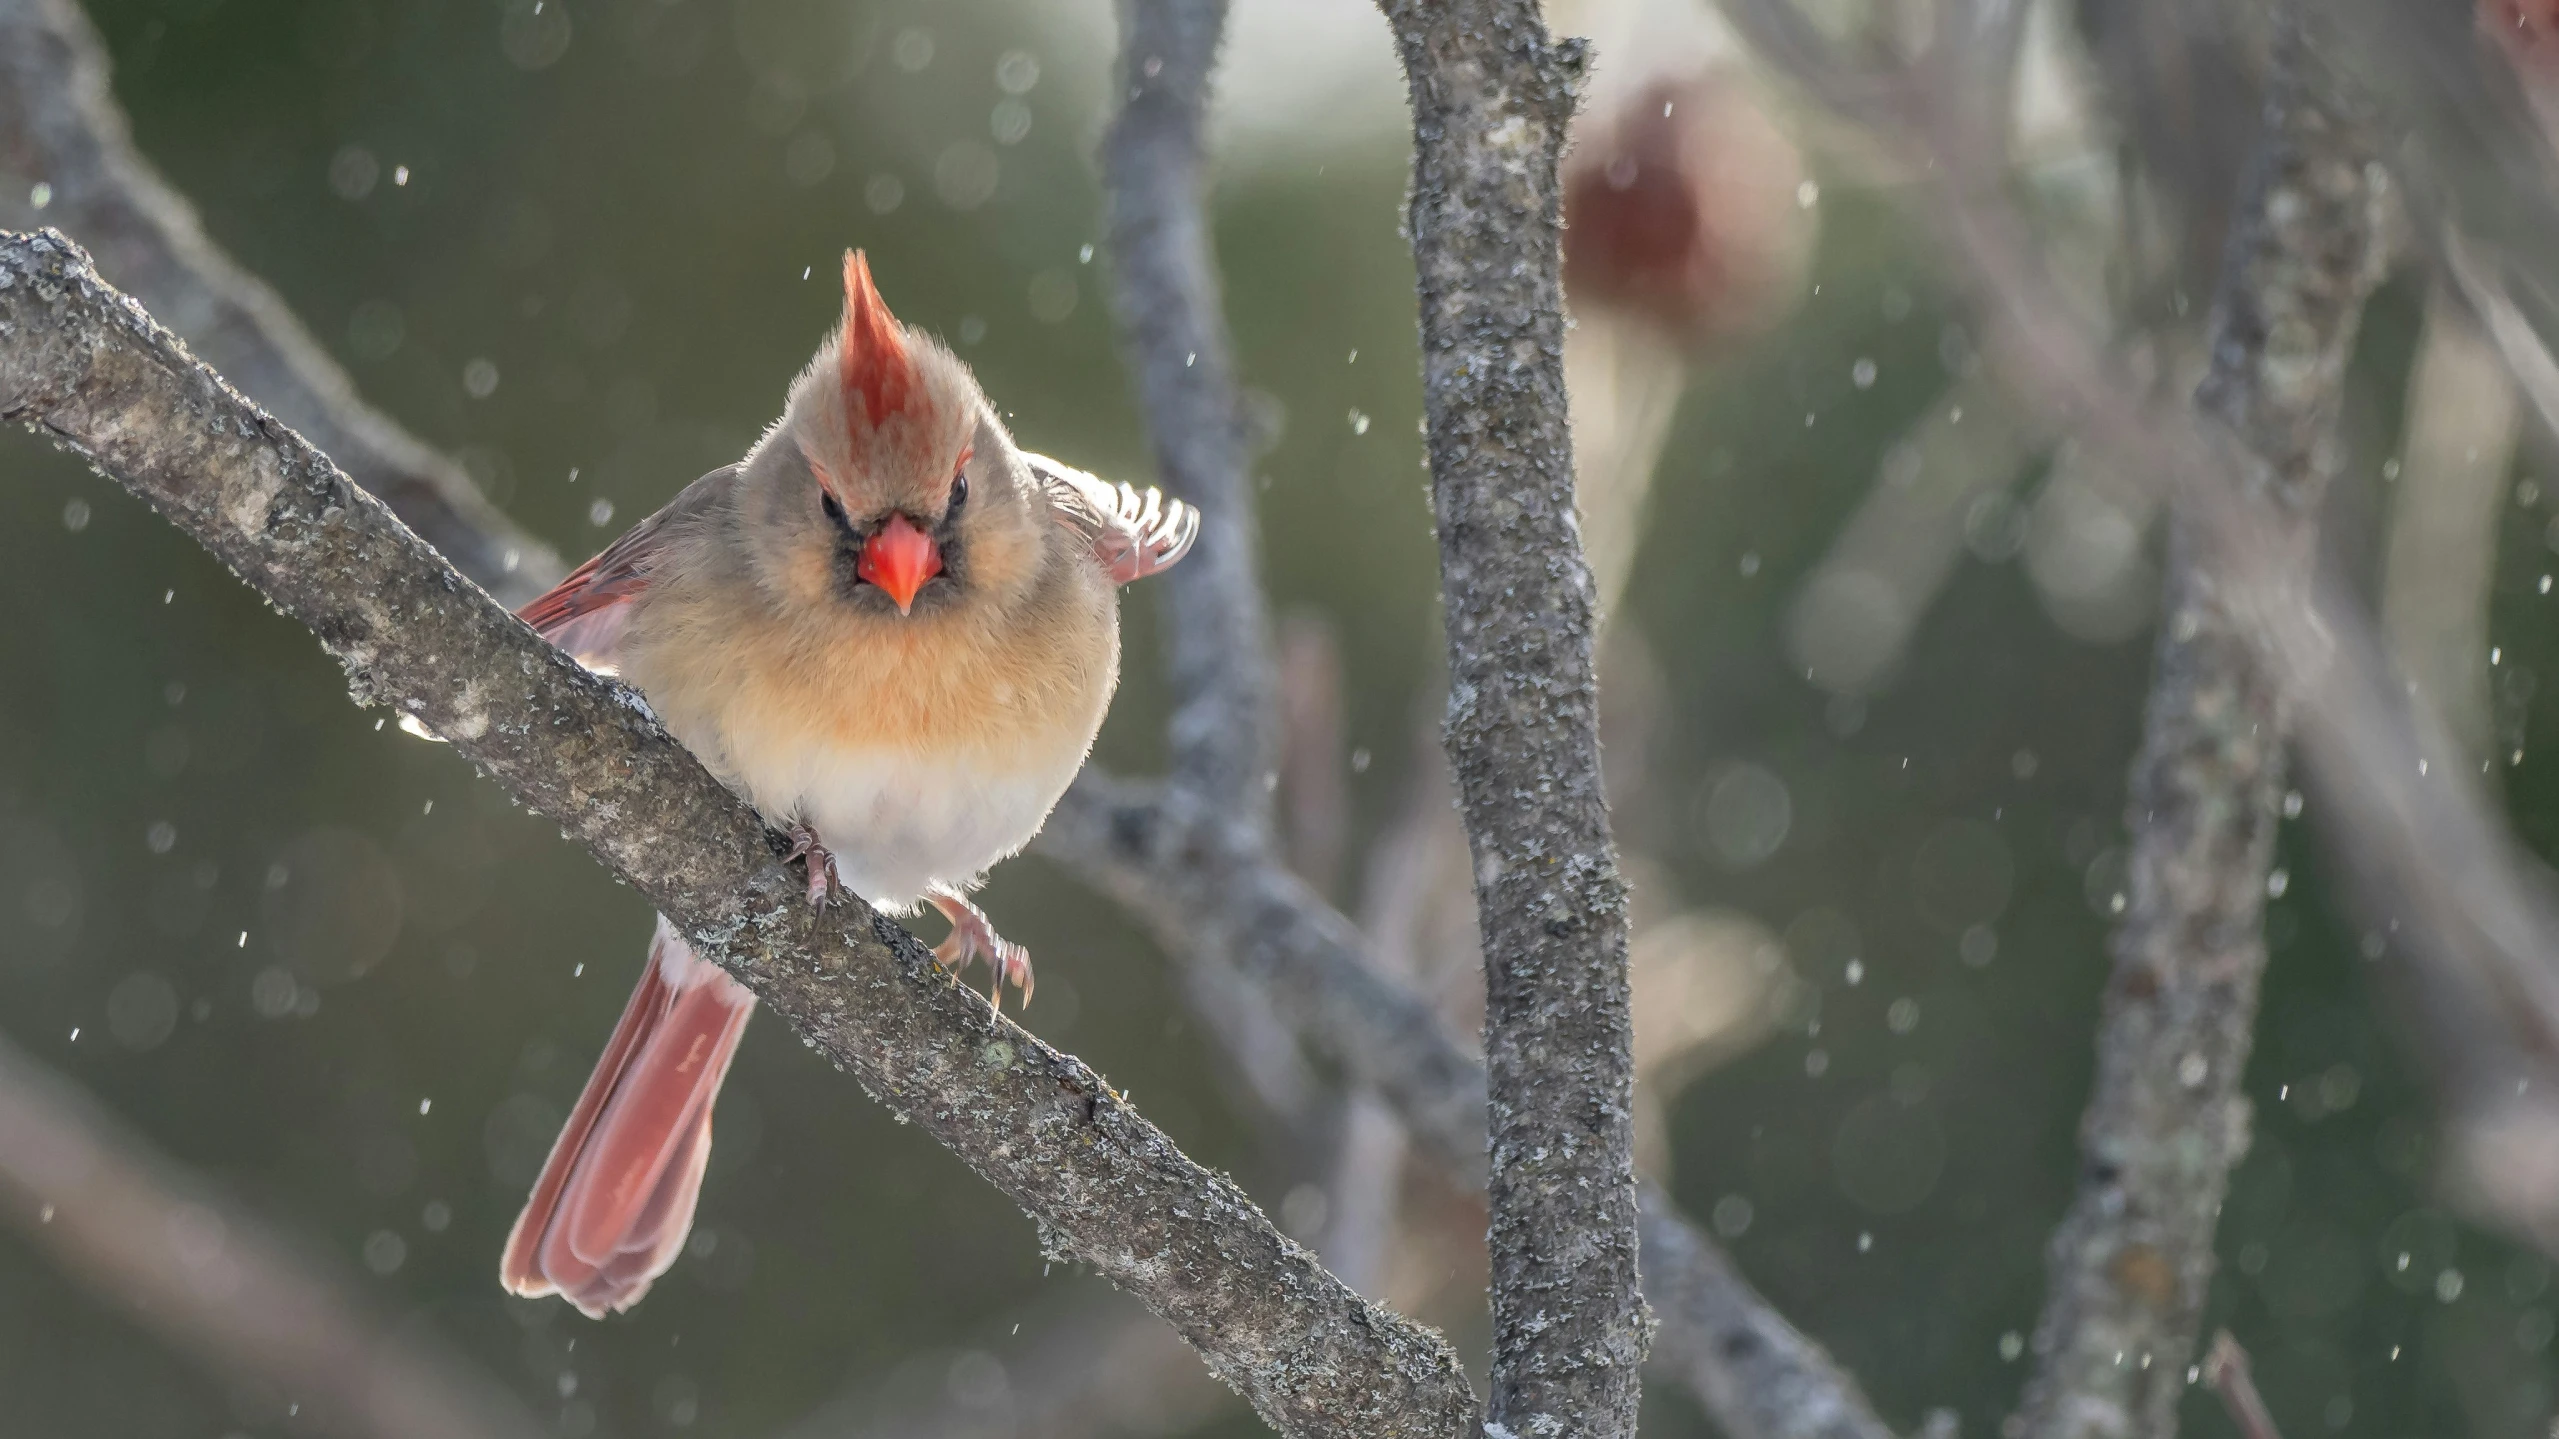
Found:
<box><xmin>1374</xmin><ymin>5</ymin><xmax>1649</xmax><ymax>1435</ymax></box>
<box><xmin>1040</xmin><ymin>779</ymin><xmax>1897</xmax><ymax>1439</ymax></box>
<box><xmin>0</xmin><ymin>1026</ymin><xmax>550</xmax><ymax>1439</ymax></box>
<box><xmin>2016</xmin><ymin>18</ymin><xmax>2392</xmax><ymax>1439</ymax></box>
<box><xmin>0</xmin><ymin>0</ymin><xmax>561</xmax><ymax>602</ymax></box>
<box><xmin>0</xmin><ymin>229</ymin><xmax>1475</xmax><ymax>1439</ymax></box>
<box><xmin>0</xmin><ymin>0</ymin><xmax>1897</xmax><ymax>1425</ymax></box>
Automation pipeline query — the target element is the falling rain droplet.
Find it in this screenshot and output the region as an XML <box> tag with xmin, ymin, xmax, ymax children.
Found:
<box><xmin>1852</xmin><ymin>358</ymin><xmax>1878</xmax><ymax>389</ymax></box>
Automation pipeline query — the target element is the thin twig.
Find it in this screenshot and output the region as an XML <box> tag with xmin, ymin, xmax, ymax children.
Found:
<box><xmin>1373</xmin><ymin>4</ymin><xmax>1648</xmax><ymax>1433</ymax></box>
<box><xmin>2015</xmin><ymin>18</ymin><xmax>2392</xmax><ymax>1439</ymax></box>
<box><xmin>0</xmin><ymin>1028</ymin><xmax>549</xmax><ymax>1439</ymax></box>
<box><xmin>2201</xmin><ymin>1333</ymin><xmax>2285</xmax><ymax>1439</ymax></box>
<box><xmin>0</xmin><ymin>0</ymin><xmax>561</xmax><ymax>602</ymax></box>
<box><xmin>0</xmin><ymin>229</ymin><xmax>1475</xmax><ymax>1439</ymax></box>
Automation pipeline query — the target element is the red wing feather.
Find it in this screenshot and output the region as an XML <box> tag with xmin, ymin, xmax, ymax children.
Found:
<box><xmin>516</xmin><ymin>465</ymin><xmax>738</xmax><ymax>666</ymax></box>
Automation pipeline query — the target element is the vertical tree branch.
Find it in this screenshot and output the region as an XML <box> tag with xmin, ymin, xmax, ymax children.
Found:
<box><xmin>1101</xmin><ymin>0</ymin><xmax>1274</xmax><ymax>822</ymax></box>
<box><xmin>2015</xmin><ymin>20</ymin><xmax>2392</xmax><ymax>1439</ymax></box>
<box><xmin>1376</xmin><ymin>6</ymin><xmax>1649</xmax><ymax>1436</ymax></box>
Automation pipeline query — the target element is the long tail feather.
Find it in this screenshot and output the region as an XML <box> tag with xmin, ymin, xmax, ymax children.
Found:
<box><xmin>500</xmin><ymin>916</ymin><xmax>754</xmax><ymax>1317</ymax></box>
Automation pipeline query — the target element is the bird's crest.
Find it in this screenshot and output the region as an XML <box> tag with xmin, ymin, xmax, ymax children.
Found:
<box><xmin>838</xmin><ymin>250</ymin><xmax>916</xmax><ymax>429</ymax></box>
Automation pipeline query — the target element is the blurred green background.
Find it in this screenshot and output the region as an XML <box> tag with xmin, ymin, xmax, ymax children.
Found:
<box><xmin>2</xmin><ymin>1</ymin><xmax>2555</xmax><ymax>1437</ymax></box>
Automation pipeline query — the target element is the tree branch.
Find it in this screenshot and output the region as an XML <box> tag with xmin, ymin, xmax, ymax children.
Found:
<box><xmin>2200</xmin><ymin>1333</ymin><xmax>2285</xmax><ymax>1439</ymax></box>
<box><xmin>0</xmin><ymin>229</ymin><xmax>1475</xmax><ymax>1439</ymax></box>
<box><xmin>1101</xmin><ymin>0</ymin><xmax>1273</xmax><ymax>821</ymax></box>
<box><xmin>2016</xmin><ymin>20</ymin><xmax>2392</xmax><ymax>1439</ymax></box>
<box><xmin>1638</xmin><ymin>1192</ymin><xmax>1895</xmax><ymax>1439</ymax></box>
<box><xmin>0</xmin><ymin>1026</ymin><xmax>549</xmax><ymax>1439</ymax></box>
<box><xmin>0</xmin><ymin>0</ymin><xmax>562</xmax><ymax>603</ymax></box>
<box><xmin>0</xmin><ymin>2</ymin><xmax>1897</xmax><ymax>1428</ymax></box>
<box><xmin>1040</xmin><ymin>781</ymin><xmax>1896</xmax><ymax>1439</ymax></box>
<box><xmin>1374</xmin><ymin>6</ymin><xmax>1649</xmax><ymax>1435</ymax></box>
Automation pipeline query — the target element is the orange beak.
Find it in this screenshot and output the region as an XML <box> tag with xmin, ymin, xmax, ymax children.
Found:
<box><xmin>857</xmin><ymin>512</ymin><xmax>943</xmax><ymax>615</ymax></box>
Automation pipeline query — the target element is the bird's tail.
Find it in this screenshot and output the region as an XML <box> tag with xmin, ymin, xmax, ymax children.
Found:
<box><xmin>500</xmin><ymin>915</ymin><xmax>754</xmax><ymax>1317</ymax></box>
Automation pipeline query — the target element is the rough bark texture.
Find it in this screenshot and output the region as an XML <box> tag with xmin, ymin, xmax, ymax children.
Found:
<box><xmin>1042</xmin><ymin>782</ymin><xmax>1892</xmax><ymax>1439</ymax></box>
<box><xmin>1375</xmin><ymin>6</ymin><xmax>1649</xmax><ymax>1436</ymax></box>
<box><xmin>2014</xmin><ymin>24</ymin><xmax>2391</xmax><ymax>1439</ymax></box>
<box><xmin>0</xmin><ymin>230</ymin><xmax>1475</xmax><ymax>1439</ymax></box>
<box><xmin>1101</xmin><ymin>0</ymin><xmax>1273</xmax><ymax>822</ymax></box>
<box><xmin>0</xmin><ymin>0</ymin><xmax>561</xmax><ymax>603</ymax></box>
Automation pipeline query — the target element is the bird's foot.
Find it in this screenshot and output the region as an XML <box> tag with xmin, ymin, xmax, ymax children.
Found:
<box><xmin>784</xmin><ymin>823</ymin><xmax>841</xmax><ymax>908</ymax></box>
<box><xmin>929</xmin><ymin>892</ymin><xmax>1033</xmax><ymax>1010</ymax></box>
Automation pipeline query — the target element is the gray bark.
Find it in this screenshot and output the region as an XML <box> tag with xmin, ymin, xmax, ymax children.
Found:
<box><xmin>0</xmin><ymin>229</ymin><xmax>1475</xmax><ymax>1439</ymax></box>
<box><xmin>1374</xmin><ymin>5</ymin><xmax>1649</xmax><ymax>1435</ymax></box>
<box><xmin>0</xmin><ymin>0</ymin><xmax>561</xmax><ymax>602</ymax></box>
<box><xmin>1040</xmin><ymin>782</ymin><xmax>1897</xmax><ymax>1439</ymax></box>
<box><xmin>2015</xmin><ymin>22</ymin><xmax>2392</xmax><ymax>1439</ymax></box>
<box><xmin>1102</xmin><ymin>0</ymin><xmax>1274</xmax><ymax>822</ymax></box>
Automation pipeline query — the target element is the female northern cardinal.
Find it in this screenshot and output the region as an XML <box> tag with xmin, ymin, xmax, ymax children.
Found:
<box><xmin>497</xmin><ymin>251</ymin><xmax>1197</xmax><ymax>1317</ymax></box>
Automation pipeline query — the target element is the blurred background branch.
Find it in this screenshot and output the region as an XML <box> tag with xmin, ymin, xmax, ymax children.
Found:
<box><xmin>2015</xmin><ymin>17</ymin><xmax>2391</xmax><ymax>1439</ymax></box>
<box><xmin>0</xmin><ymin>0</ymin><xmax>561</xmax><ymax>602</ymax></box>
<box><xmin>0</xmin><ymin>1025</ymin><xmax>551</xmax><ymax>1439</ymax></box>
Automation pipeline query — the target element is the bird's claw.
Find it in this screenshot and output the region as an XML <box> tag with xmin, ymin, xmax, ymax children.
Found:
<box><xmin>785</xmin><ymin>823</ymin><xmax>841</xmax><ymax>908</ymax></box>
<box><xmin>929</xmin><ymin>893</ymin><xmax>1033</xmax><ymax>1010</ymax></box>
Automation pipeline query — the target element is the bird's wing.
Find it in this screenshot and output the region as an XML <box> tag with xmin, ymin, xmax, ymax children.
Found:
<box><xmin>517</xmin><ymin>465</ymin><xmax>738</xmax><ymax>667</ymax></box>
<box><xmin>1022</xmin><ymin>451</ymin><xmax>1201</xmax><ymax>585</ymax></box>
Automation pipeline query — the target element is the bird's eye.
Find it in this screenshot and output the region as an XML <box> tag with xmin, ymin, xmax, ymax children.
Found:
<box><xmin>820</xmin><ymin>490</ymin><xmax>848</xmax><ymax>527</ymax></box>
<box><xmin>949</xmin><ymin>471</ymin><xmax>969</xmax><ymax>508</ymax></box>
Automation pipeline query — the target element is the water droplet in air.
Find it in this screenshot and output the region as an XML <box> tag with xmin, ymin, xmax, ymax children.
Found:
<box><xmin>1852</xmin><ymin>358</ymin><xmax>1877</xmax><ymax>389</ymax></box>
<box><xmin>996</xmin><ymin>49</ymin><xmax>1041</xmax><ymax>94</ymax></box>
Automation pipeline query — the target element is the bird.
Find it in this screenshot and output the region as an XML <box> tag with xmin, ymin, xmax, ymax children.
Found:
<box><xmin>496</xmin><ymin>250</ymin><xmax>1198</xmax><ymax>1318</ymax></box>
